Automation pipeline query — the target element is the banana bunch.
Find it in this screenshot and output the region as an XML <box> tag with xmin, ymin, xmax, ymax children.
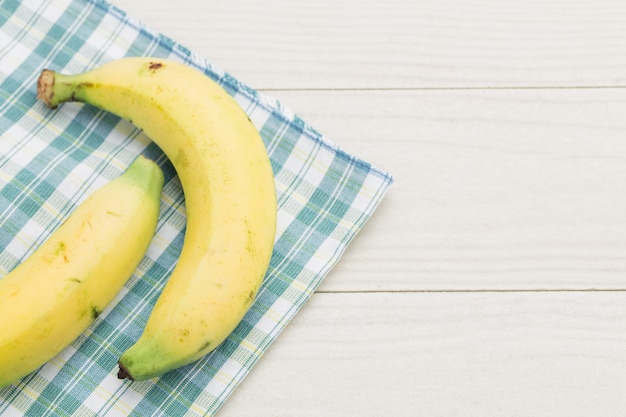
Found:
<box><xmin>0</xmin><ymin>155</ymin><xmax>163</xmax><ymax>389</ymax></box>
<box><xmin>37</xmin><ymin>57</ymin><xmax>277</xmax><ymax>381</ymax></box>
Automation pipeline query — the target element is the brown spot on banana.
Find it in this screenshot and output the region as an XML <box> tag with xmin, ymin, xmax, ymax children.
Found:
<box><xmin>55</xmin><ymin>241</ymin><xmax>69</xmax><ymax>263</ymax></box>
<box><xmin>138</xmin><ymin>61</ymin><xmax>165</xmax><ymax>77</ymax></box>
<box><xmin>245</xmin><ymin>289</ymin><xmax>255</xmax><ymax>306</ymax></box>
<box><xmin>90</xmin><ymin>305</ymin><xmax>101</xmax><ymax>320</ymax></box>
<box><xmin>197</xmin><ymin>341</ymin><xmax>211</xmax><ymax>353</ymax></box>
<box><xmin>176</xmin><ymin>148</ymin><xmax>190</xmax><ymax>169</ymax></box>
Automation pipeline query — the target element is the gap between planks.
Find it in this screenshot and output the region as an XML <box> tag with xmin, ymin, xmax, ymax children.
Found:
<box><xmin>315</xmin><ymin>288</ymin><xmax>626</xmax><ymax>294</ymax></box>
<box><xmin>258</xmin><ymin>85</ymin><xmax>626</xmax><ymax>92</ymax></box>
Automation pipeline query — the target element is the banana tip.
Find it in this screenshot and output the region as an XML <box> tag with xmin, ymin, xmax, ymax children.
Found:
<box><xmin>117</xmin><ymin>363</ymin><xmax>134</xmax><ymax>381</ymax></box>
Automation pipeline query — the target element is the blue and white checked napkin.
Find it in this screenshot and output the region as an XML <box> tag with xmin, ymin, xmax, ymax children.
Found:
<box><xmin>0</xmin><ymin>0</ymin><xmax>393</xmax><ymax>415</ymax></box>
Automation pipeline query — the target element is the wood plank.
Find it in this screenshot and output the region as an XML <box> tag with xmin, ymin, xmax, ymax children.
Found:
<box><xmin>122</xmin><ymin>0</ymin><xmax>626</xmax><ymax>89</ymax></box>
<box><xmin>266</xmin><ymin>89</ymin><xmax>626</xmax><ymax>291</ymax></box>
<box><xmin>219</xmin><ymin>291</ymin><xmax>626</xmax><ymax>417</ymax></box>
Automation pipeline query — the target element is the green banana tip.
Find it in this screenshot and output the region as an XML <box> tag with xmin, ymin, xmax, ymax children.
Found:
<box><xmin>123</xmin><ymin>156</ymin><xmax>164</xmax><ymax>200</ymax></box>
<box><xmin>117</xmin><ymin>362</ymin><xmax>134</xmax><ymax>381</ymax></box>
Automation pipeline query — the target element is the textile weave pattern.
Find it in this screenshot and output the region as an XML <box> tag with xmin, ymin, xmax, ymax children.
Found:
<box><xmin>0</xmin><ymin>0</ymin><xmax>393</xmax><ymax>415</ymax></box>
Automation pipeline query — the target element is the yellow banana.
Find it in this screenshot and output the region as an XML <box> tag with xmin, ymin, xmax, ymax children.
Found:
<box><xmin>0</xmin><ymin>155</ymin><xmax>163</xmax><ymax>389</ymax></box>
<box><xmin>37</xmin><ymin>57</ymin><xmax>277</xmax><ymax>381</ymax></box>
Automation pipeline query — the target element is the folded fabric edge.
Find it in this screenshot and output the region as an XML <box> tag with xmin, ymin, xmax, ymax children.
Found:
<box><xmin>88</xmin><ymin>0</ymin><xmax>394</xmax><ymax>186</ymax></box>
<box><xmin>0</xmin><ymin>1</ymin><xmax>396</xmax><ymax>413</ymax></box>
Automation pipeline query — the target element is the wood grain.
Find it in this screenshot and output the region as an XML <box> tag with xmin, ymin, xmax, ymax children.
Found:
<box><xmin>219</xmin><ymin>291</ymin><xmax>626</xmax><ymax>417</ymax></box>
<box><xmin>116</xmin><ymin>0</ymin><xmax>626</xmax><ymax>415</ymax></box>
<box><xmin>123</xmin><ymin>0</ymin><xmax>626</xmax><ymax>89</ymax></box>
<box><xmin>267</xmin><ymin>89</ymin><xmax>626</xmax><ymax>291</ymax></box>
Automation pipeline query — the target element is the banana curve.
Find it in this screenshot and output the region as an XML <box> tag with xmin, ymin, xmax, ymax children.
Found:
<box><xmin>0</xmin><ymin>155</ymin><xmax>163</xmax><ymax>388</ymax></box>
<box><xmin>38</xmin><ymin>58</ymin><xmax>277</xmax><ymax>381</ymax></box>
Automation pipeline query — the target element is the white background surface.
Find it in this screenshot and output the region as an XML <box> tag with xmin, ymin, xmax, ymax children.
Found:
<box><xmin>121</xmin><ymin>0</ymin><xmax>626</xmax><ymax>415</ymax></box>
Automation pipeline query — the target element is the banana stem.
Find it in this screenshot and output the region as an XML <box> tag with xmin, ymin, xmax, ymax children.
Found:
<box><xmin>37</xmin><ymin>70</ymin><xmax>82</xmax><ymax>109</ymax></box>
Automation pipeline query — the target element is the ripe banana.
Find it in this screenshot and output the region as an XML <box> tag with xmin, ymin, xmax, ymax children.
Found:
<box><xmin>0</xmin><ymin>155</ymin><xmax>163</xmax><ymax>389</ymax></box>
<box><xmin>37</xmin><ymin>57</ymin><xmax>277</xmax><ymax>381</ymax></box>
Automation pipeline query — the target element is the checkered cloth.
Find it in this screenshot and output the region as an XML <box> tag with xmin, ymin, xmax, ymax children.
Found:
<box><xmin>0</xmin><ymin>0</ymin><xmax>393</xmax><ymax>415</ymax></box>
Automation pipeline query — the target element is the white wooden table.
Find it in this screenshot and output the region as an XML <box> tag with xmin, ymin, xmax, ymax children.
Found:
<box><xmin>121</xmin><ymin>1</ymin><xmax>626</xmax><ymax>415</ymax></box>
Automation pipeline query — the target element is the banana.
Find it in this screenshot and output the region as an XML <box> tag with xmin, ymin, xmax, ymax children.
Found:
<box><xmin>37</xmin><ymin>57</ymin><xmax>277</xmax><ymax>381</ymax></box>
<box><xmin>0</xmin><ymin>155</ymin><xmax>163</xmax><ymax>389</ymax></box>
